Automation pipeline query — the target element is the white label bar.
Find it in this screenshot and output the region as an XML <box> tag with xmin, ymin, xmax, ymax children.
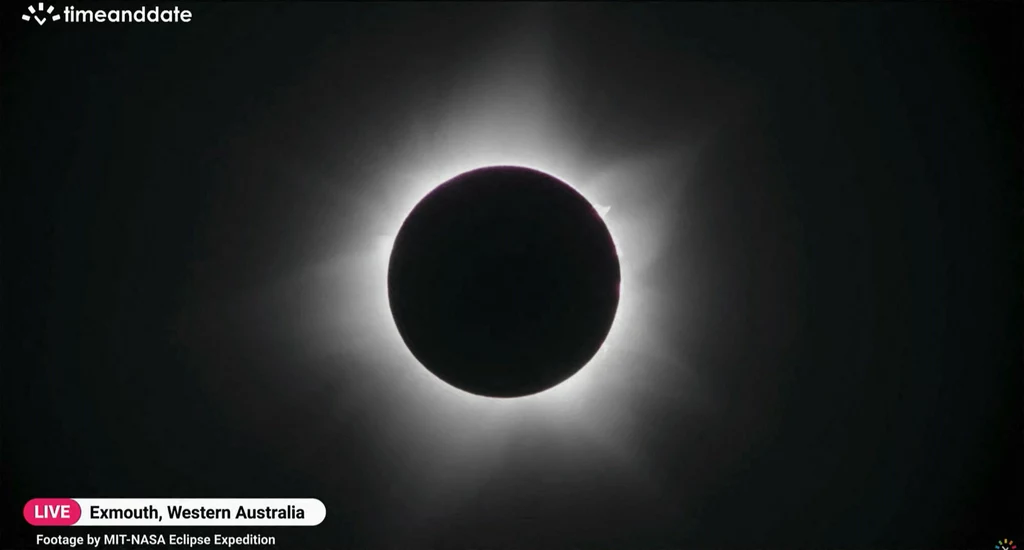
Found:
<box><xmin>24</xmin><ymin>498</ymin><xmax>326</xmax><ymax>526</ymax></box>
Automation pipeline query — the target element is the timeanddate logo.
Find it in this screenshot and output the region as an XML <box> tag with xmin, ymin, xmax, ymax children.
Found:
<box><xmin>22</xmin><ymin>3</ymin><xmax>193</xmax><ymax>26</ymax></box>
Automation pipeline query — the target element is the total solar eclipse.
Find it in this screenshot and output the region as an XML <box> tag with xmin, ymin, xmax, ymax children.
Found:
<box><xmin>387</xmin><ymin>166</ymin><xmax>621</xmax><ymax>398</ymax></box>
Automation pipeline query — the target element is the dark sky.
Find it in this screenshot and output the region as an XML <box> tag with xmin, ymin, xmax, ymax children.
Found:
<box><xmin>3</xmin><ymin>3</ymin><xmax>1021</xmax><ymax>549</ymax></box>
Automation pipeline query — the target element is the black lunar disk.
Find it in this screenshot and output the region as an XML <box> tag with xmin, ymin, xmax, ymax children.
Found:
<box><xmin>388</xmin><ymin>166</ymin><xmax>621</xmax><ymax>398</ymax></box>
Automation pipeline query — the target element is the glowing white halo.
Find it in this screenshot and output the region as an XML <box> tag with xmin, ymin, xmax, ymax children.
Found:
<box><xmin>320</xmin><ymin>66</ymin><xmax>688</xmax><ymax>428</ymax></box>
<box><xmin>324</xmin><ymin>138</ymin><xmax>694</xmax><ymax>472</ymax></box>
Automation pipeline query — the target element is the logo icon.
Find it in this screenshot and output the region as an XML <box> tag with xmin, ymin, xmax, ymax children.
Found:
<box><xmin>21</xmin><ymin>3</ymin><xmax>60</xmax><ymax>25</ymax></box>
<box><xmin>996</xmin><ymin>539</ymin><xmax>1017</xmax><ymax>550</ymax></box>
